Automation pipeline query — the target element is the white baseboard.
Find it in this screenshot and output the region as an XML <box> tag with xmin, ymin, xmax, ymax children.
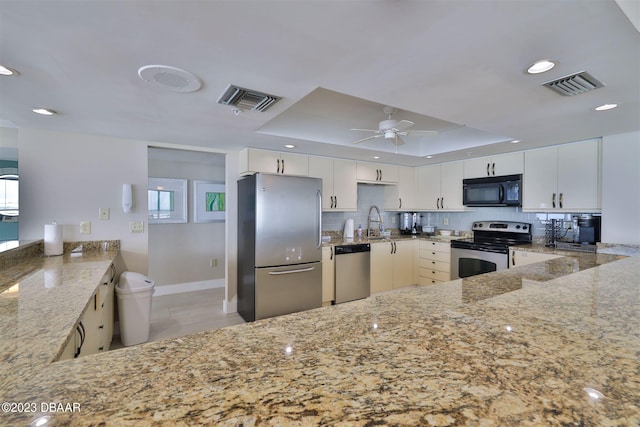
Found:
<box><xmin>153</xmin><ymin>279</ymin><xmax>225</xmax><ymax>296</ymax></box>
<box><xmin>223</xmin><ymin>295</ymin><xmax>237</xmax><ymax>314</ymax></box>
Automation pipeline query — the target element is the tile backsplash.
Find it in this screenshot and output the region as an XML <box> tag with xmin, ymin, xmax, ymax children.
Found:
<box><xmin>322</xmin><ymin>183</ymin><xmax>583</xmax><ymax>238</ymax></box>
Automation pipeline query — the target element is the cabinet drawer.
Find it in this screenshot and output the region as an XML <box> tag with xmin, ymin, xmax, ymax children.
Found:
<box><xmin>418</xmin><ymin>258</ymin><xmax>450</xmax><ymax>272</ymax></box>
<box><xmin>419</xmin><ymin>240</ymin><xmax>450</xmax><ymax>253</ymax></box>
<box><xmin>418</xmin><ymin>268</ymin><xmax>450</xmax><ymax>282</ymax></box>
<box><xmin>418</xmin><ymin>277</ymin><xmax>447</xmax><ymax>286</ymax></box>
<box><xmin>419</xmin><ymin>249</ymin><xmax>450</xmax><ymax>263</ymax></box>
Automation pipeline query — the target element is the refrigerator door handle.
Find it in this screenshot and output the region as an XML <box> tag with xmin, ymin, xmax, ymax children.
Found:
<box><xmin>317</xmin><ymin>189</ymin><xmax>322</xmax><ymax>248</ymax></box>
<box><xmin>268</xmin><ymin>266</ymin><xmax>316</xmax><ymax>275</ymax></box>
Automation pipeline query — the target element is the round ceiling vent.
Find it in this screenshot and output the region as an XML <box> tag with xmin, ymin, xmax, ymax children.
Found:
<box><xmin>137</xmin><ymin>65</ymin><xmax>202</xmax><ymax>92</ymax></box>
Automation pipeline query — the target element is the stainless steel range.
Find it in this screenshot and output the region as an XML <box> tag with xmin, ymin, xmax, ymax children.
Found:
<box><xmin>451</xmin><ymin>221</ymin><xmax>532</xmax><ymax>279</ymax></box>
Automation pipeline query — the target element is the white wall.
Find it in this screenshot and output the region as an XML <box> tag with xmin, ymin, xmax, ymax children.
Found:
<box><xmin>148</xmin><ymin>151</ymin><xmax>226</xmax><ymax>286</ymax></box>
<box><xmin>224</xmin><ymin>150</ymin><xmax>239</xmax><ymax>314</ymax></box>
<box><xmin>19</xmin><ymin>128</ymin><xmax>149</xmax><ymax>273</ymax></box>
<box><xmin>602</xmin><ymin>131</ymin><xmax>640</xmax><ymax>244</ymax></box>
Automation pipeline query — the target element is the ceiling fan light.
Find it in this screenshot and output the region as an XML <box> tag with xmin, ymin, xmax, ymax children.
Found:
<box><xmin>527</xmin><ymin>60</ymin><xmax>555</xmax><ymax>74</ymax></box>
<box><xmin>384</xmin><ymin>130</ymin><xmax>395</xmax><ymax>139</ymax></box>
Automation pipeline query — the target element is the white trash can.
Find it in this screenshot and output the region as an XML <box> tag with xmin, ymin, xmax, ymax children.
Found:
<box><xmin>116</xmin><ymin>272</ymin><xmax>155</xmax><ymax>346</ymax></box>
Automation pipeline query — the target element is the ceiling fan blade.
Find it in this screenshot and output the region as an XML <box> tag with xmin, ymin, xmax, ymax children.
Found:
<box><xmin>407</xmin><ymin>129</ymin><xmax>438</xmax><ymax>135</ymax></box>
<box><xmin>353</xmin><ymin>134</ymin><xmax>383</xmax><ymax>144</ymax></box>
<box><xmin>350</xmin><ymin>128</ymin><xmax>379</xmax><ymax>133</ymax></box>
<box><xmin>393</xmin><ymin>135</ymin><xmax>406</xmax><ymax>146</ymax></box>
<box><xmin>393</xmin><ymin>120</ymin><xmax>414</xmax><ymax>132</ymax></box>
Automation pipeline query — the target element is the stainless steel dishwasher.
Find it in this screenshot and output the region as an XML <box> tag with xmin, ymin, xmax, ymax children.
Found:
<box><xmin>334</xmin><ymin>243</ymin><xmax>370</xmax><ymax>304</ymax></box>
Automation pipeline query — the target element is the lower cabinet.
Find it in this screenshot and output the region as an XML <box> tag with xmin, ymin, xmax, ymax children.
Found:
<box><xmin>509</xmin><ymin>249</ymin><xmax>562</xmax><ymax>267</ymax></box>
<box><xmin>322</xmin><ymin>246</ymin><xmax>335</xmax><ymax>305</ymax></box>
<box><xmin>58</xmin><ymin>263</ymin><xmax>116</xmax><ymax>360</ymax></box>
<box><xmin>418</xmin><ymin>240</ymin><xmax>451</xmax><ymax>285</ymax></box>
<box><xmin>370</xmin><ymin>240</ymin><xmax>415</xmax><ymax>294</ymax></box>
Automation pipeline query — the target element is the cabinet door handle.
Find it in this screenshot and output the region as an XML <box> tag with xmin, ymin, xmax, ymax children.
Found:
<box><xmin>552</xmin><ymin>193</ymin><xmax>556</xmax><ymax>209</ymax></box>
<box><xmin>334</xmin><ymin>196</ymin><xmax>337</xmax><ymax>208</ymax></box>
<box><xmin>487</xmin><ymin>163</ymin><xmax>490</xmax><ymax>176</ymax></box>
<box><xmin>394</xmin><ymin>242</ymin><xmax>397</xmax><ymax>254</ymax></box>
<box><xmin>512</xmin><ymin>250</ymin><xmax>515</xmax><ymax>266</ymax></box>
<box><xmin>559</xmin><ymin>193</ymin><xmax>563</xmax><ymax>209</ymax></box>
<box><xmin>441</xmin><ymin>197</ymin><xmax>444</xmax><ymax>209</ymax></box>
<box><xmin>281</xmin><ymin>159</ymin><xmax>285</xmax><ymax>174</ymax></box>
<box><xmin>399</xmin><ymin>198</ymin><xmax>402</xmax><ymax>209</ymax></box>
<box><xmin>436</xmin><ymin>198</ymin><xmax>440</xmax><ymax>209</ymax></box>
<box><xmin>492</xmin><ymin>163</ymin><xmax>495</xmax><ymax>176</ymax></box>
<box><xmin>330</xmin><ymin>247</ymin><xmax>333</xmax><ymax>261</ymax></box>
<box><xmin>277</xmin><ymin>158</ymin><xmax>281</xmax><ymax>174</ymax></box>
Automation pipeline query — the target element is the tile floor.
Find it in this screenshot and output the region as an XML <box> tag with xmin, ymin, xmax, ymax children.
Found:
<box><xmin>110</xmin><ymin>287</ymin><xmax>245</xmax><ymax>350</ymax></box>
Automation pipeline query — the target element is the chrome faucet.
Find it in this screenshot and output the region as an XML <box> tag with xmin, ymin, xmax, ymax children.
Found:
<box><xmin>367</xmin><ymin>205</ymin><xmax>383</xmax><ymax>238</ymax></box>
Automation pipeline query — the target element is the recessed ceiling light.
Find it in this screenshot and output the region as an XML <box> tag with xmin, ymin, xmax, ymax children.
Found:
<box><xmin>32</xmin><ymin>108</ymin><xmax>56</xmax><ymax>116</ymax></box>
<box><xmin>595</xmin><ymin>103</ymin><xmax>618</xmax><ymax>111</ymax></box>
<box><xmin>425</xmin><ymin>155</ymin><xmax>433</xmax><ymax>159</ymax></box>
<box><xmin>0</xmin><ymin>65</ymin><xmax>17</xmax><ymax>76</ymax></box>
<box><xmin>373</xmin><ymin>156</ymin><xmax>380</xmax><ymax>159</ymax></box>
<box><xmin>510</xmin><ymin>139</ymin><xmax>520</xmax><ymax>144</ymax></box>
<box><xmin>527</xmin><ymin>60</ymin><xmax>556</xmax><ymax>74</ymax></box>
<box><xmin>284</xmin><ymin>144</ymin><xmax>296</xmax><ymax>149</ymax></box>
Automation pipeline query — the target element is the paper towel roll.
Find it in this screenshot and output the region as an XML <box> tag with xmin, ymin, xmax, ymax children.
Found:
<box><xmin>44</xmin><ymin>223</ymin><xmax>63</xmax><ymax>256</ymax></box>
<box><xmin>344</xmin><ymin>218</ymin><xmax>354</xmax><ymax>239</ymax></box>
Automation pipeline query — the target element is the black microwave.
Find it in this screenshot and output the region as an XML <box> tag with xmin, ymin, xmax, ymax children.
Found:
<box><xmin>463</xmin><ymin>174</ymin><xmax>522</xmax><ymax>207</ymax></box>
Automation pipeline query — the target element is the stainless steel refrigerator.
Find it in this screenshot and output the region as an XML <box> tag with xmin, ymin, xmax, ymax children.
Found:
<box><xmin>237</xmin><ymin>173</ymin><xmax>323</xmax><ymax>321</ymax></box>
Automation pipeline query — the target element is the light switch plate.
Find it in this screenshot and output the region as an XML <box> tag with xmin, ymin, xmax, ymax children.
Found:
<box><xmin>129</xmin><ymin>221</ymin><xmax>144</xmax><ymax>233</ymax></box>
<box><xmin>80</xmin><ymin>221</ymin><xmax>91</xmax><ymax>234</ymax></box>
<box><xmin>99</xmin><ymin>208</ymin><xmax>110</xmax><ymax>220</ymax></box>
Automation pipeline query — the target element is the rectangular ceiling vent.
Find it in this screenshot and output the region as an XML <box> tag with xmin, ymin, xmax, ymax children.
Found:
<box><xmin>216</xmin><ymin>85</ymin><xmax>281</xmax><ymax>112</ymax></box>
<box><xmin>542</xmin><ymin>71</ymin><xmax>605</xmax><ymax>96</ymax></box>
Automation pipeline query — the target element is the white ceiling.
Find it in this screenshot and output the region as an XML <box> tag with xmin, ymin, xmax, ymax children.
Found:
<box><xmin>0</xmin><ymin>0</ymin><xmax>638</xmax><ymax>167</ymax></box>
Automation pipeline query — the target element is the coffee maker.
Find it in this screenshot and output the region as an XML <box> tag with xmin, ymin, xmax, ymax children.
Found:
<box><xmin>400</xmin><ymin>212</ymin><xmax>421</xmax><ymax>235</ymax></box>
<box><xmin>573</xmin><ymin>214</ymin><xmax>601</xmax><ymax>244</ymax></box>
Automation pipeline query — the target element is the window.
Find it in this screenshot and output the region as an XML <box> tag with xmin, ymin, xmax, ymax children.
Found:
<box><xmin>148</xmin><ymin>178</ymin><xmax>187</xmax><ymax>223</ymax></box>
<box><xmin>0</xmin><ymin>174</ymin><xmax>19</xmax><ymax>217</ymax></box>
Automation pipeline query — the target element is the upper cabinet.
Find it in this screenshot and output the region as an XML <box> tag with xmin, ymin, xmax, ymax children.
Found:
<box><xmin>523</xmin><ymin>139</ymin><xmax>601</xmax><ymax>212</ymax></box>
<box><xmin>384</xmin><ymin>166</ymin><xmax>416</xmax><ymax>210</ymax></box>
<box><xmin>309</xmin><ymin>156</ymin><xmax>357</xmax><ymax>211</ymax></box>
<box><xmin>416</xmin><ymin>161</ymin><xmax>465</xmax><ymax>211</ymax></box>
<box><xmin>356</xmin><ymin>161</ymin><xmax>398</xmax><ymax>184</ymax></box>
<box><xmin>240</xmin><ymin>148</ymin><xmax>309</xmax><ymax>176</ymax></box>
<box><xmin>464</xmin><ymin>152</ymin><xmax>523</xmax><ymax>178</ymax></box>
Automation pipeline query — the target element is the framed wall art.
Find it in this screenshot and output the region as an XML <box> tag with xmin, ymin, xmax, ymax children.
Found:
<box><xmin>193</xmin><ymin>180</ymin><xmax>225</xmax><ymax>223</ymax></box>
<box><xmin>148</xmin><ymin>177</ymin><xmax>188</xmax><ymax>224</ymax></box>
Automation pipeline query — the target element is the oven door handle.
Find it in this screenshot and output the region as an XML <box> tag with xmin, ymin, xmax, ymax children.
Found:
<box><xmin>499</xmin><ymin>185</ymin><xmax>504</xmax><ymax>204</ymax></box>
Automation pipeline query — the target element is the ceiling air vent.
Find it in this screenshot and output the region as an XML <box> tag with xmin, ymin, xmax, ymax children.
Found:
<box><xmin>542</xmin><ymin>71</ymin><xmax>605</xmax><ymax>96</ymax></box>
<box><xmin>216</xmin><ymin>85</ymin><xmax>281</xmax><ymax>112</ymax></box>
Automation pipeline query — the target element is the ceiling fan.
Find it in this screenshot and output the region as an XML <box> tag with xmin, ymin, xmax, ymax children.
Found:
<box><xmin>350</xmin><ymin>106</ymin><xmax>437</xmax><ymax>146</ymax></box>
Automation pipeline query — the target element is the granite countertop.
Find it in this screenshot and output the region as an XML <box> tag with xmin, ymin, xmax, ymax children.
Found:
<box><xmin>0</xmin><ymin>242</ymin><xmax>121</xmax><ymax>393</ymax></box>
<box><xmin>2</xmin><ymin>245</ymin><xmax>638</xmax><ymax>425</ymax></box>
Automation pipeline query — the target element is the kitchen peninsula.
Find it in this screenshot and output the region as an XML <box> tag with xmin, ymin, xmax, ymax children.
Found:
<box><xmin>1</xmin><ymin>245</ymin><xmax>638</xmax><ymax>426</ymax></box>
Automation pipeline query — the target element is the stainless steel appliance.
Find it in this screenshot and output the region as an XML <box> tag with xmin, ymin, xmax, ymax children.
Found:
<box><xmin>399</xmin><ymin>212</ymin><xmax>421</xmax><ymax>235</ymax></box>
<box><xmin>334</xmin><ymin>244</ymin><xmax>370</xmax><ymax>304</ymax></box>
<box><xmin>237</xmin><ymin>173</ymin><xmax>323</xmax><ymax>321</ymax></box>
<box><xmin>451</xmin><ymin>221</ymin><xmax>532</xmax><ymax>279</ymax></box>
<box><xmin>463</xmin><ymin>174</ymin><xmax>522</xmax><ymax>207</ymax></box>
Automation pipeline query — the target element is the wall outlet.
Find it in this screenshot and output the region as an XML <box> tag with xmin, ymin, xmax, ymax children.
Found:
<box><xmin>99</xmin><ymin>207</ymin><xmax>110</xmax><ymax>220</ymax></box>
<box><xmin>129</xmin><ymin>221</ymin><xmax>144</xmax><ymax>233</ymax></box>
<box><xmin>80</xmin><ymin>221</ymin><xmax>91</xmax><ymax>234</ymax></box>
<box><xmin>210</xmin><ymin>258</ymin><xmax>218</xmax><ymax>268</ymax></box>
<box><xmin>391</xmin><ymin>216</ymin><xmax>396</xmax><ymax>224</ymax></box>
<box><xmin>443</xmin><ymin>217</ymin><xmax>449</xmax><ymax>225</ymax></box>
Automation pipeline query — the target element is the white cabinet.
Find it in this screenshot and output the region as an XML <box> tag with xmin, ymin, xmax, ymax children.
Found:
<box><xmin>239</xmin><ymin>148</ymin><xmax>309</xmax><ymax>176</ymax></box>
<box><xmin>524</xmin><ymin>139</ymin><xmax>601</xmax><ymax>211</ymax></box>
<box><xmin>322</xmin><ymin>246</ymin><xmax>335</xmax><ymax>305</ymax></box>
<box><xmin>309</xmin><ymin>157</ymin><xmax>357</xmax><ymax>211</ymax></box>
<box><xmin>58</xmin><ymin>263</ymin><xmax>116</xmax><ymax>360</ymax></box>
<box><xmin>418</xmin><ymin>240</ymin><xmax>451</xmax><ymax>285</ymax></box>
<box><xmin>370</xmin><ymin>240</ymin><xmax>415</xmax><ymax>293</ymax></box>
<box><xmin>384</xmin><ymin>166</ymin><xmax>416</xmax><ymax>210</ymax></box>
<box><xmin>464</xmin><ymin>152</ymin><xmax>523</xmax><ymax>178</ymax></box>
<box><xmin>356</xmin><ymin>161</ymin><xmax>398</xmax><ymax>184</ymax></box>
<box><xmin>416</xmin><ymin>161</ymin><xmax>465</xmax><ymax>211</ymax></box>
<box><xmin>509</xmin><ymin>249</ymin><xmax>562</xmax><ymax>267</ymax></box>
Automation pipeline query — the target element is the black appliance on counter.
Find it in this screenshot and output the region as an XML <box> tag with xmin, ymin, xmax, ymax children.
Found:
<box><xmin>463</xmin><ymin>174</ymin><xmax>522</xmax><ymax>207</ymax></box>
<box><xmin>399</xmin><ymin>212</ymin><xmax>421</xmax><ymax>235</ymax></box>
<box><xmin>451</xmin><ymin>221</ymin><xmax>532</xmax><ymax>279</ymax></box>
